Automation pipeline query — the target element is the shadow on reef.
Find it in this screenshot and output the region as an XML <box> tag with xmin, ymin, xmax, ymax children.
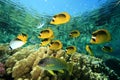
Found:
<box><xmin>0</xmin><ymin>74</ymin><xmax>14</xmax><ymax>80</ymax></box>
<box><xmin>105</xmin><ymin>58</ymin><xmax>120</xmax><ymax>77</ymax></box>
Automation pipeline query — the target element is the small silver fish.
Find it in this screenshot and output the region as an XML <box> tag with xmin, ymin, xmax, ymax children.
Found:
<box><xmin>37</xmin><ymin>22</ymin><xmax>45</xmax><ymax>29</ymax></box>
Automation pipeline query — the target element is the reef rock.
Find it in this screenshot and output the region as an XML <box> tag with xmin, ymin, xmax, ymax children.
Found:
<box><xmin>5</xmin><ymin>45</ymin><xmax>120</xmax><ymax>80</ymax></box>
<box><xmin>0</xmin><ymin>44</ymin><xmax>19</xmax><ymax>63</ymax></box>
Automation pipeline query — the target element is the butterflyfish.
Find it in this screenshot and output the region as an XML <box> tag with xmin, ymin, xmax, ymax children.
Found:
<box><xmin>50</xmin><ymin>12</ymin><xmax>70</xmax><ymax>25</ymax></box>
<box><xmin>102</xmin><ymin>46</ymin><xmax>113</xmax><ymax>53</ymax></box>
<box><xmin>9</xmin><ymin>33</ymin><xmax>28</xmax><ymax>50</ymax></box>
<box><xmin>38</xmin><ymin>57</ymin><xmax>73</xmax><ymax>75</ymax></box>
<box><xmin>90</xmin><ymin>29</ymin><xmax>111</xmax><ymax>44</ymax></box>
<box><xmin>38</xmin><ymin>28</ymin><xmax>54</xmax><ymax>39</ymax></box>
<box><xmin>65</xmin><ymin>46</ymin><xmax>77</xmax><ymax>55</ymax></box>
<box><xmin>85</xmin><ymin>45</ymin><xmax>94</xmax><ymax>56</ymax></box>
<box><xmin>49</xmin><ymin>40</ymin><xmax>62</xmax><ymax>51</ymax></box>
<box><xmin>69</xmin><ymin>30</ymin><xmax>80</xmax><ymax>38</ymax></box>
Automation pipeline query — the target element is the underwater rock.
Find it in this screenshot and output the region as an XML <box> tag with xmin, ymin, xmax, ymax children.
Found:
<box><xmin>4</xmin><ymin>45</ymin><xmax>120</xmax><ymax>80</ymax></box>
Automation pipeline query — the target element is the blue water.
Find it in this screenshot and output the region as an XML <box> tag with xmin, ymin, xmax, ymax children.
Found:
<box><xmin>12</xmin><ymin>0</ymin><xmax>107</xmax><ymax>16</ymax></box>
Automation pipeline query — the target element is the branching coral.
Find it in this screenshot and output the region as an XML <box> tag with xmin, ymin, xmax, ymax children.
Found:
<box><xmin>5</xmin><ymin>45</ymin><xmax>120</xmax><ymax>80</ymax></box>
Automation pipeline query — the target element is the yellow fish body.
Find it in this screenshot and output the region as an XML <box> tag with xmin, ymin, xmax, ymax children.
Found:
<box><xmin>38</xmin><ymin>28</ymin><xmax>54</xmax><ymax>39</ymax></box>
<box><xmin>9</xmin><ymin>33</ymin><xmax>28</xmax><ymax>50</ymax></box>
<box><xmin>65</xmin><ymin>46</ymin><xmax>77</xmax><ymax>55</ymax></box>
<box><xmin>50</xmin><ymin>12</ymin><xmax>70</xmax><ymax>25</ymax></box>
<box><xmin>49</xmin><ymin>40</ymin><xmax>63</xmax><ymax>51</ymax></box>
<box><xmin>40</xmin><ymin>38</ymin><xmax>51</xmax><ymax>46</ymax></box>
<box><xmin>50</xmin><ymin>34</ymin><xmax>55</xmax><ymax>39</ymax></box>
<box><xmin>85</xmin><ymin>45</ymin><xmax>94</xmax><ymax>56</ymax></box>
<box><xmin>69</xmin><ymin>30</ymin><xmax>80</xmax><ymax>38</ymax></box>
<box><xmin>90</xmin><ymin>29</ymin><xmax>111</xmax><ymax>44</ymax></box>
<box><xmin>102</xmin><ymin>46</ymin><xmax>113</xmax><ymax>53</ymax></box>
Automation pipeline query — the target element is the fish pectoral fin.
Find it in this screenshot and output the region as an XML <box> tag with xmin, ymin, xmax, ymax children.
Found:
<box><xmin>58</xmin><ymin>70</ymin><xmax>64</xmax><ymax>73</ymax></box>
<box><xmin>48</xmin><ymin>70</ymin><xmax>56</xmax><ymax>76</ymax></box>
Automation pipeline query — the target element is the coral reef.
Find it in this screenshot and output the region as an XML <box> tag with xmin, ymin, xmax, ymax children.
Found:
<box><xmin>0</xmin><ymin>44</ymin><xmax>19</xmax><ymax>63</ymax></box>
<box><xmin>71</xmin><ymin>53</ymin><xmax>120</xmax><ymax>80</ymax></box>
<box><xmin>0</xmin><ymin>62</ymin><xmax>5</xmax><ymax>77</ymax></box>
<box><xmin>4</xmin><ymin>45</ymin><xmax>120</xmax><ymax>80</ymax></box>
<box><xmin>105</xmin><ymin>58</ymin><xmax>120</xmax><ymax>77</ymax></box>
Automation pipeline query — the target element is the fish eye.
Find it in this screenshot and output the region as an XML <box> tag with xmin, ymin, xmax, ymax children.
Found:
<box><xmin>50</xmin><ymin>42</ymin><xmax>53</xmax><ymax>44</ymax></box>
<box><xmin>92</xmin><ymin>38</ymin><xmax>96</xmax><ymax>42</ymax></box>
<box><xmin>52</xmin><ymin>19</ymin><xmax>55</xmax><ymax>22</ymax></box>
<box><xmin>39</xmin><ymin>34</ymin><xmax>41</xmax><ymax>37</ymax></box>
<box><xmin>69</xmin><ymin>34</ymin><xmax>72</xmax><ymax>36</ymax></box>
<box><xmin>39</xmin><ymin>59</ymin><xmax>44</xmax><ymax>65</ymax></box>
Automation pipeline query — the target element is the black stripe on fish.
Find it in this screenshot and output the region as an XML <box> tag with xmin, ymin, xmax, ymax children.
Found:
<box><xmin>15</xmin><ymin>38</ymin><xmax>22</xmax><ymax>41</ymax></box>
<box><xmin>9</xmin><ymin>46</ymin><xmax>12</xmax><ymax>50</ymax></box>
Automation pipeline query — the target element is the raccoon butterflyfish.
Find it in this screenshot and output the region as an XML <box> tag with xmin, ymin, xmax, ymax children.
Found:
<box><xmin>50</xmin><ymin>12</ymin><xmax>70</xmax><ymax>25</ymax></box>
<box><xmin>102</xmin><ymin>46</ymin><xmax>113</xmax><ymax>53</ymax></box>
<box><xmin>9</xmin><ymin>33</ymin><xmax>28</xmax><ymax>50</ymax></box>
<box><xmin>90</xmin><ymin>29</ymin><xmax>111</xmax><ymax>44</ymax></box>
<box><xmin>65</xmin><ymin>46</ymin><xmax>77</xmax><ymax>55</ymax></box>
<box><xmin>38</xmin><ymin>57</ymin><xmax>73</xmax><ymax>76</ymax></box>
<box><xmin>69</xmin><ymin>30</ymin><xmax>80</xmax><ymax>38</ymax></box>
<box><xmin>85</xmin><ymin>45</ymin><xmax>94</xmax><ymax>56</ymax></box>
<box><xmin>38</xmin><ymin>28</ymin><xmax>54</xmax><ymax>39</ymax></box>
<box><xmin>49</xmin><ymin>40</ymin><xmax>62</xmax><ymax>51</ymax></box>
<box><xmin>40</xmin><ymin>38</ymin><xmax>51</xmax><ymax>46</ymax></box>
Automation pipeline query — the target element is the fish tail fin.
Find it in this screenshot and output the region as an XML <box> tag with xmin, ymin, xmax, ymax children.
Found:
<box><xmin>17</xmin><ymin>33</ymin><xmax>28</xmax><ymax>42</ymax></box>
